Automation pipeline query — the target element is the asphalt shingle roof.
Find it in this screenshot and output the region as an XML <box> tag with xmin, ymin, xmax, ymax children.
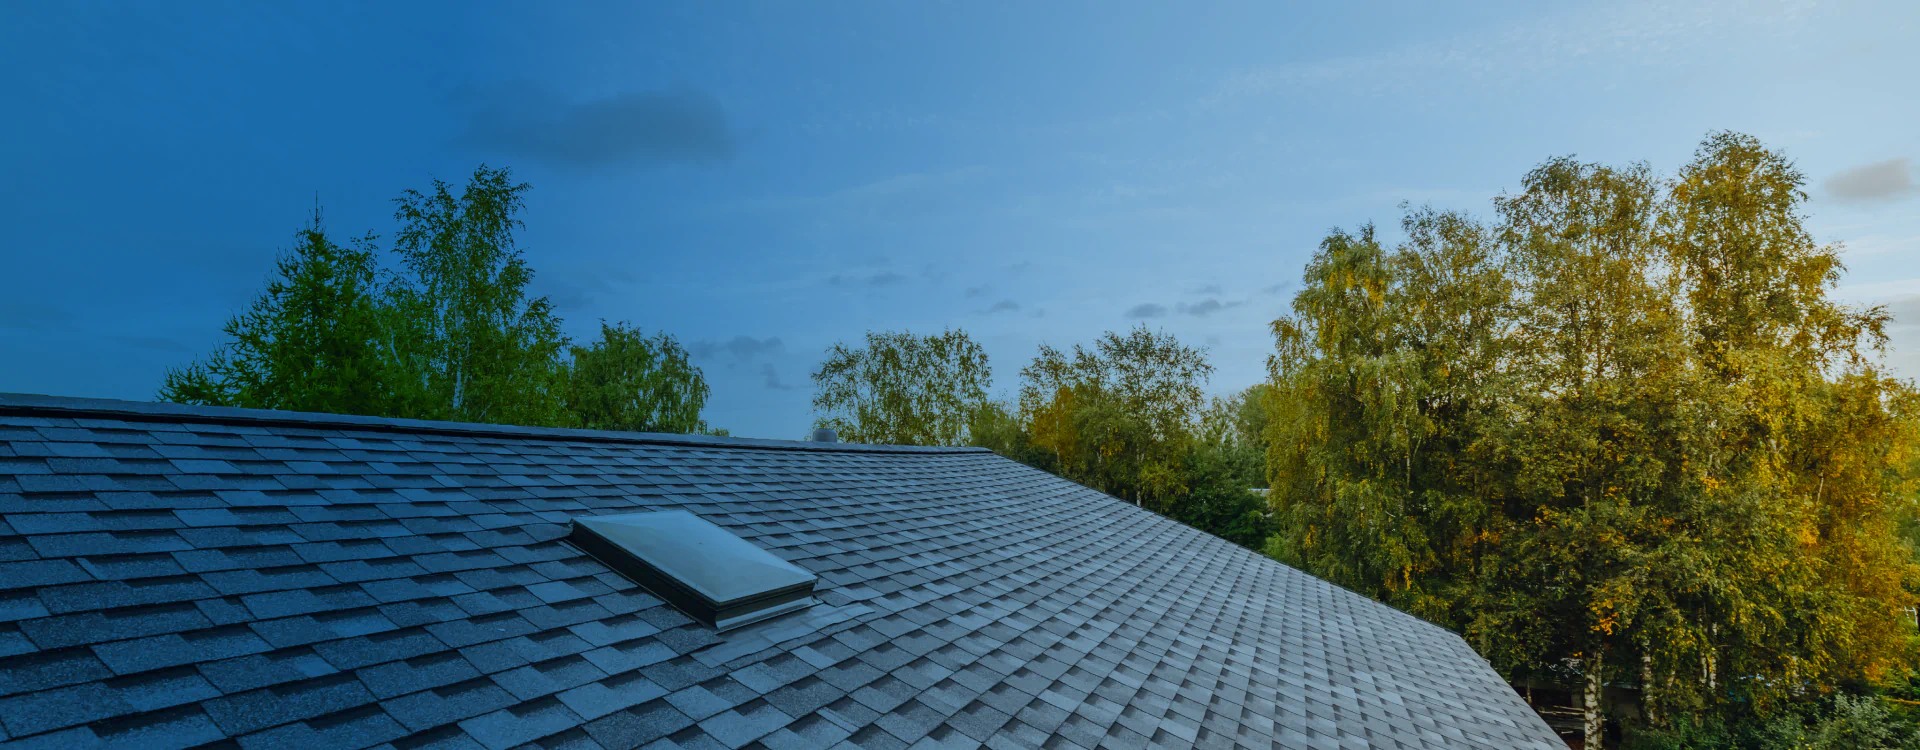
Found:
<box><xmin>0</xmin><ymin>393</ymin><xmax>1562</xmax><ymax>749</ymax></box>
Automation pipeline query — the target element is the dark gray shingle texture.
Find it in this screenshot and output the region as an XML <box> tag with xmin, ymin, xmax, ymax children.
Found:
<box><xmin>0</xmin><ymin>394</ymin><xmax>1562</xmax><ymax>749</ymax></box>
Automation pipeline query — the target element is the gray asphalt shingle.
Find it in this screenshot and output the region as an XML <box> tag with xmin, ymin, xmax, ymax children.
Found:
<box><xmin>0</xmin><ymin>393</ymin><xmax>1562</xmax><ymax>749</ymax></box>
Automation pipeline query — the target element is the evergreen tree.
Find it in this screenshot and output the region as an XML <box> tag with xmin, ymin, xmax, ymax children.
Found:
<box><xmin>159</xmin><ymin>210</ymin><xmax>391</xmax><ymax>415</ymax></box>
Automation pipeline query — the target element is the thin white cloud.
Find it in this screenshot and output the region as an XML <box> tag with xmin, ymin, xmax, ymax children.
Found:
<box><xmin>1207</xmin><ymin>0</ymin><xmax>1811</xmax><ymax>103</ymax></box>
<box><xmin>1882</xmin><ymin>294</ymin><xmax>1920</xmax><ymax>382</ymax></box>
<box><xmin>1838</xmin><ymin>233</ymin><xmax>1920</xmax><ymax>260</ymax></box>
<box><xmin>1835</xmin><ymin>277</ymin><xmax>1920</xmax><ymax>303</ymax></box>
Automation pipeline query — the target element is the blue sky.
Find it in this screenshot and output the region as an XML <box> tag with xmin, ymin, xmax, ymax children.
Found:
<box><xmin>3</xmin><ymin>1</ymin><xmax>1916</xmax><ymax>438</ymax></box>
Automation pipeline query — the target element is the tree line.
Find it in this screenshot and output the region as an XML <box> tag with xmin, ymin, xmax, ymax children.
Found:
<box><xmin>163</xmin><ymin>166</ymin><xmax>717</xmax><ymax>436</ymax></box>
<box><xmin>164</xmin><ymin>134</ymin><xmax>1920</xmax><ymax>748</ymax></box>
<box><xmin>810</xmin><ymin>327</ymin><xmax>1273</xmax><ymax>549</ymax></box>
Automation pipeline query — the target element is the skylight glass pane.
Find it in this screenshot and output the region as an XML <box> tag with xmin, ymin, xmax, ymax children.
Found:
<box><xmin>570</xmin><ymin>510</ymin><xmax>817</xmax><ymax>630</ymax></box>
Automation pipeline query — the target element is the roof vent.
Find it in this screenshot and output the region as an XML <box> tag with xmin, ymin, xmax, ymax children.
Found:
<box><xmin>810</xmin><ymin>427</ymin><xmax>837</xmax><ymax>443</ymax></box>
<box><xmin>569</xmin><ymin>510</ymin><xmax>817</xmax><ymax>631</ymax></box>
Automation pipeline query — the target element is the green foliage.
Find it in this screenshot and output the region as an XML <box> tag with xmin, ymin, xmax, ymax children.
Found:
<box><xmin>1003</xmin><ymin>326</ymin><xmax>1274</xmax><ymax>546</ymax></box>
<box><xmin>810</xmin><ymin>329</ymin><xmax>991</xmax><ymax>446</ymax></box>
<box><xmin>159</xmin><ymin>210</ymin><xmax>391</xmax><ymax>415</ymax></box>
<box><xmin>1266</xmin><ymin>210</ymin><xmax>1508</xmax><ymax>622</ymax></box>
<box><xmin>967</xmin><ymin>400</ymin><xmax>1057</xmax><ymax>472</ymax></box>
<box><xmin>1622</xmin><ymin>713</ymin><xmax>1738</xmax><ymax>750</ymax></box>
<box><xmin>381</xmin><ymin>165</ymin><xmax>569</xmax><ymax>427</ymax></box>
<box><xmin>1624</xmin><ymin>696</ymin><xmax>1920</xmax><ymax>750</ymax></box>
<box><xmin>161</xmin><ymin>168</ymin><xmax>718</xmax><ymax>434</ymax></box>
<box><xmin>1775</xmin><ymin>696</ymin><xmax>1920</xmax><ymax>750</ymax></box>
<box><xmin>1018</xmin><ymin>325</ymin><xmax>1213</xmax><ymax>509</ymax></box>
<box><xmin>566</xmin><ymin>321</ymin><xmax>712</xmax><ymax>434</ymax></box>
<box><xmin>1265</xmin><ymin>132</ymin><xmax>1920</xmax><ymax>745</ymax></box>
<box><xmin>951</xmin><ymin>330</ymin><xmax>1270</xmax><ymax>548</ymax></box>
<box><xmin>1197</xmin><ymin>385</ymin><xmax>1272</xmax><ymax>491</ymax></box>
<box><xmin>1166</xmin><ymin>387</ymin><xmax>1274</xmax><ymax>547</ymax></box>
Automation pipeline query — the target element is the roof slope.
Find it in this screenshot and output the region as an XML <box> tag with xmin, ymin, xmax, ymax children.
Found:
<box><xmin>0</xmin><ymin>394</ymin><xmax>1561</xmax><ymax>750</ymax></box>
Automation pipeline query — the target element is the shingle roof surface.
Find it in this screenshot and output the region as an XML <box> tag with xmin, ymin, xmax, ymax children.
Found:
<box><xmin>0</xmin><ymin>394</ymin><xmax>1561</xmax><ymax>749</ymax></box>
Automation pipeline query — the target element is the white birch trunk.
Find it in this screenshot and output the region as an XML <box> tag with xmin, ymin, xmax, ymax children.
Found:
<box><xmin>1583</xmin><ymin>648</ymin><xmax>1606</xmax><ymax>750</ymax></box>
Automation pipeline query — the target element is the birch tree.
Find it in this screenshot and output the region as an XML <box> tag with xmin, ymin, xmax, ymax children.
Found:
<box><xmin>810</xmin><ymin>329</ymin><xmax>990</xmax><ymax>446</ymax></box>
<box><xmin>1264</xmin><ymin>133</ymin><xmax>1920</xmax><ymax>745</ymax></box>
<box><xmin>1018</xmin><ymin>326</ymin><xmax>1213</xmax><ymax>510</ymax></box>
<box><xmin>382</xmin><ymin>165</ymin><xmax>569</xmax><ymax>426</ymax></box>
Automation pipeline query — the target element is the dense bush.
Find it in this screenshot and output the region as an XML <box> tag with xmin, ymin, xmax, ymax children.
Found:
<box><xmin>1624</xmin><ymin>695</ymin><xmax>1920</xmax><ymax>750</ymax></box>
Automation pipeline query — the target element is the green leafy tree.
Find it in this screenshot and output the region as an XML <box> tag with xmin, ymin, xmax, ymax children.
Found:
<box><xmin>382</xmin><ymin>165</ymin><xmax>570</xmax><ymax>426</ymax></box>
<box><xmin>1480</xmin><ymin>156</ymin><xmax>1693</xmax><ymax>746</ymax></box>
<box><xmin>1196</xmin><ymin>385</ymin><xmax>1273</xmax><ymax>492</ymax></box>
<box><xmin>1179</xmin><ymin>387</ymin><xmax>1275</xmax><ymax>547</ymax></box>
<box><xmin>968</xmin><ymin>400</ymin><xmax>1057</xmax><ymax>472</ymax></box>
<box><xmin>159</xmin><ymin>210</ymin><xmax>391</xmax><ymax>415</ymax></box>
<box><xmin>163</xmin><ymin>167</ymin><xmax>715</xmax><ymax>438</ymax></box>
<box><xmin>1009</xmin><ymin>328</ymin><xmax>1271</xmax><ymax>547</ymax></box>
<box><xmin>1019</xmin><ymin>326</ymin><xmax>1213</xmax><ymax>509</ymax></box>
<box><xmin>810</xmin><ymin>329</ymin><xmax>991</xmax><ymax>445</ymax></box>
<box><xmin>1265</xmin><ymin>134</ymin><xmax>1920</xmax><ymax>746</ymax></box>
<box><xmin>566</xmin><ymin>321</ymin><xmax>714</xmax><ymax>434</ymax></box>
<box><xmin>1265</xmin><ymin>209</ymin><xmax>1509</xmax><ymax>624</ymax></box>
<box><xmin>1642</xmin><ymin>132</ymin><xmax>1920</xmax><ymax>720</ymax></box>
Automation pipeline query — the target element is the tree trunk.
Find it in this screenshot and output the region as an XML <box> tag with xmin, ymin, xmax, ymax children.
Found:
<box><xmin>1640</xmin><ymin>649</ymin><xmax>1657</xmax><ymax>727</ymax></box>
<box><xmin>1584</xmin><ymin>648</ymin><xmax>1606</xmax><ymax>750</ymax></box>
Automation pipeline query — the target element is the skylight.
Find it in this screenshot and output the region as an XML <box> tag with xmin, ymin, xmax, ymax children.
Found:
<box><xmin>568</xmin><ymin>510</ymin><xmax>818</xmax><ymax>631</ymax></box>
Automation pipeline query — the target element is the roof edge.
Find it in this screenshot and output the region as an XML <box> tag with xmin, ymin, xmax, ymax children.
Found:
<box><xmin>0</xmin><ymin>392</ymin><xmax>989</xmax><ymax>455</ymax></box>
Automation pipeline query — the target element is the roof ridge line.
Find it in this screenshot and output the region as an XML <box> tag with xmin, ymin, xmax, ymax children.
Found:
<box><xmin>0</xmin><ymin>392</ymin><xmax>988</xmax><ymax>455</ymax></box>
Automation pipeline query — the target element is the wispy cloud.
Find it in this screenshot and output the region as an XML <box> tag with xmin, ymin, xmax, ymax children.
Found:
<box><xmin>2</xmin><ymin>301</ymin><xmax>193</xmax><ymax>356</ymax></box>
<box><xmin>1838</xmin><ymin>233</ymin><xmax>1920</xmax><ymax>260</ymax></box>
<box><xmin>1177</xmin><ymin>298</ymin><xmax>1245</xmax><ymax>317</ymax></box>
<box><xmin>759</xmin><ymin>363</ymin><xmax>795</xmax><ymax>391</ymax></box>
<box><xmin>1825</xmin><ymin>158</ymin><xmax>1915</xmax><ymax>203</ymax></box>
<box><xmin>690</xmin><ymin>336</ymin><xmax>784</xmax><ymax>362</ymax></box>
<box><xmin>460</xmin><ymin>83</ymin><xmax>734</xmax><ymax>168</ymax></box>
<box><xmin>534</xmin><ymin>264</ymin><xmax>641</xmax><ymax>312</ymax></box>
<box><xmin>981</xmin><ymin>300</ymin><xmax>1021</xmax><ymax>315</ymax></box>
<box><xmin>0</xmin><ymin>301</ymin><xmax>76</xmax><ymax>331</ymax></box>
<box><xmin>108</xmin><ymin>335</ymin><xmax>191</xmax><ymax>353</ymax></box>
<box><xmin>1126</xmin><ymin>303</ymin><xmax>1168</xmax><ymax>319</ymax></box>
<box><xmin>828</xmin><ymin>271</ymin><xmax>910</xmax><ymax>287</ymax></box>
<box><xmin>1206</xmin><ymin>0</ymin><xmax>1810</xmax><ymax>103</ymax></box>
<box><xmin>1883</xmin><ymin>295</ymin><xmax>1920</xmax><ymax>381</ymax></box>
<box><xmin>1885</xmin><ymin>295</ymin><xmax>1920</xmax><ymax>330</ymax></box>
